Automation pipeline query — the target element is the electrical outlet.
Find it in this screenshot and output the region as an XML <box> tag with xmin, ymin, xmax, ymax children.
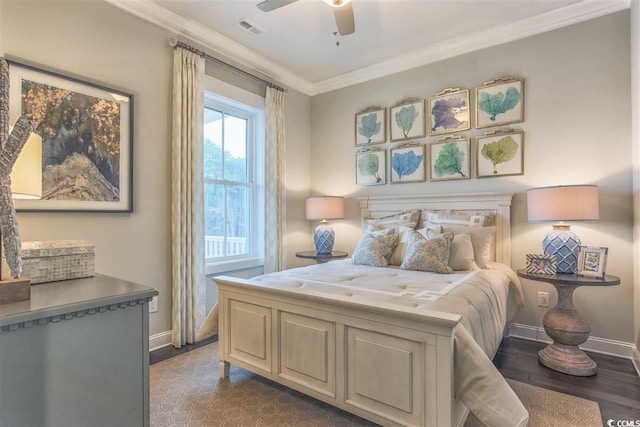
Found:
<box><xmin>149</xmin><ymin>296</ymin><xmax>158</xmax><ymax>313</ymax></box>
<box><xmin>537</xmin><ymin>291</ymin><xmax>549</xmax><ymax>307</ymax></box>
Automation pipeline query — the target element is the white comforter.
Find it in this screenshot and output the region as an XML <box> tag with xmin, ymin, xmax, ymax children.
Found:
<box><xmin>206</xmin><ymin>261</ymin><xmax>528</xmax><ymax>426</ymax></box>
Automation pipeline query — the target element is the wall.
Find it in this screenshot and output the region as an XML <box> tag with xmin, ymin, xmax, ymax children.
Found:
<box><xmin>1</xmin><ymin>0</ymin><xmax>312</xmax><ymax>344</ymax></box>
<box><xmin>632</xmin><ymin>0</ymin><xmax>640</xmax><ymax>370</ymax></box>
<box><xmin>310</xmin><ymin>12</ymin><xmax>634</xmax><ymax>344</ymax></box>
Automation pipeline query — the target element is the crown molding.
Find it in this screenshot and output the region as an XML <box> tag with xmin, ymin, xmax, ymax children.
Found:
<box><xmin>105</xmin><ymin>0</ymin><xmax>629</xmax><ymax>97</ymax></box>
<box><xmin>104</xmin><ymin>0</ymin><xmax>313</xmax><ymax>95</ymax></box>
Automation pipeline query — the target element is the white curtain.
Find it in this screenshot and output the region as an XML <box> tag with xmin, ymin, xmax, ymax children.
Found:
<box><xmin>171</xmin><ymin>46</ymin><xmax>206</xmax><ymax>348</ymax></box>
<box><xmin>264</xmin><ymin>86</ymin><xmax>287</xmax><ymax>273</ymax></box>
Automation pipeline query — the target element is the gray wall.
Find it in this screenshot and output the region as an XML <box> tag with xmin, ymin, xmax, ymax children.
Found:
<box><xmin>1</xmin><ymin>0</ymin><xmax>312</xmax><ymax>340</ymax></box>
<box><xmin>310</xmin><ymin>12</ymin><xmax>634</xmax><ymax>343</ymax></box>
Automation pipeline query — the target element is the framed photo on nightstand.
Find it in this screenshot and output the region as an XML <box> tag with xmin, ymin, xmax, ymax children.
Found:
<box><xmin>577</xmin><ymin>246</ymin><xmax>608</xmax><ymax>279</ymax></box>
<box><xmin>526</xmin><ymin>254</ymin><xmax>556</xmax><ymax>275</ymax></box>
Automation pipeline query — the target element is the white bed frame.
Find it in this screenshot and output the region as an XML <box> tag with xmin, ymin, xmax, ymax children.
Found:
<box><xmin>215</xmin><ymin>192</ymin><xmax>513</xmax><ymax>427</ymax></box>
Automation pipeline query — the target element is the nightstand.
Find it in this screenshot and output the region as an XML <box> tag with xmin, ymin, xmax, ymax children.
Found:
<box><xmin>517</xmin><ymin>269</ymin><xmax>620</xmax><ymax>376</ymax></box>
<box><xmin>295</xmin><ymin>250</ymin><xmax>348</xmax><ymax>264</ymax></box>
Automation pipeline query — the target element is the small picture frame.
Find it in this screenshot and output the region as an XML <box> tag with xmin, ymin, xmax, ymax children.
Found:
<box><xmin>390</xmin><ymin>143</ymin><xmax>425</xmax><ymax>183</ymax></box>
<box><xmin>355</xmin><ymin>106</ymin><xmax>386</xmax><ymax>146</ymax></box>
<box><xmin>577</xmin><ymin>246</ymin><xmax>608</xmax><ymax>279</ymax></box>
<box><xmin>390</xmin><ymin>98</ymin><xmax>426</xmax><ymax>142</ymax></box>
<box><xmin>475</xmin><ymin>76</ymin><xmax>524</xmax><ymax>129</ymax></box>
<box><xmin>476</xmin><ymin>129</ymin><xmax>524</xmax><ymax>178</ymax></box>
<box><xmin>356</xmin><ymin>149</ymin><xmax>386</xmax><ymax>186</ymax></box>
<box><xmin>428</xmin><ymin>88</ymin><xmax>470</xmax><ymax>136</ymax></box>
<box><xmin>526</xmin><ymin>254</ymin><xmax>557</xmax><ymax>275</ymax></box>
<box><xmin>429</xmin><ymin>135</ymin><xmax>471</xmax><ymax>181</ymax></box>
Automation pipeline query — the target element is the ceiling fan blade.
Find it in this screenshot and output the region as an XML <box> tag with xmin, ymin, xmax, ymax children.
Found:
<box><xmin>257</xmin><ymin>0</ymin><xmax>298</xmax><ymax>12</ymax></box>
<box><xmin>334</xmin><ymin>2</ymin><xmax>355</xmax><ymax>35</ymax></box>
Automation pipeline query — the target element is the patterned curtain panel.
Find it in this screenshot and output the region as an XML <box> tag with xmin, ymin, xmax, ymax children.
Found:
<box><xmin>264</xmin><ymin>86</ymin><xmax>287</xmax><ymax>273</ymax></box>
<box><xmin>171</xmin><ymin>46</ymin><xmax>206</xmax><ymax>348</ymax></box>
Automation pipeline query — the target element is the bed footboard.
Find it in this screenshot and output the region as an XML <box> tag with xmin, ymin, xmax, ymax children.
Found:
<box><xmin>215</xmin><ymin>277</ymin><xmax>469</xmax><ymax>427</ymax></box>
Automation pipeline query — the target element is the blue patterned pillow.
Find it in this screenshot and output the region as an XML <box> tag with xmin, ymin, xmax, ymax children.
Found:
<box><xmin>352</xmin><ymin>230</ymin><xmax>399</xmax><ymax>267</ymax></box>
<box><xmin>400</xmin><ymin>230</ymin><xmax>454</xmax><ymax>273</ymax></box>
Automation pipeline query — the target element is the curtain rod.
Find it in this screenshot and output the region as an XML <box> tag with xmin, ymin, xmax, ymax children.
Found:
<box><xmin>169</xmin><ymin>37</ymin><xmax>286</xmax><ymax>93</ymax></box>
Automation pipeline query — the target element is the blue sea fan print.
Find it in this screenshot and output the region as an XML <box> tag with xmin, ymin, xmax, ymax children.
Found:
<box><xmin>431</xmin><ymin>97</ymin><xmax>467</xmax><ymax>132</ymax></box>
<box><xmin>392</xmin><ymin>150</ymin><xmax>423</xmax><ymax>180</ymax></box>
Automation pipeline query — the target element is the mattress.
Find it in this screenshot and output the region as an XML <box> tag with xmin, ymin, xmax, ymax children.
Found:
<box><xmin>210</xmin><ymin>260</ymin><xmax>528</xmax><ymax>426</ymax></box>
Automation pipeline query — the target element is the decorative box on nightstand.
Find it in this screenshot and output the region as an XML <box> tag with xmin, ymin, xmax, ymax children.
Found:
<box><xmin>21</xmin><ymin>240</ymin><xmax>95</xmax><ymax>284</ymax></box>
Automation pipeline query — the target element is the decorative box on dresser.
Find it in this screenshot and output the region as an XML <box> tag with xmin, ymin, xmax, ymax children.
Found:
<box><xmin>0</xmin><ymin>274</ymin><xmax>158</xmax><ymax>427</ymax></box>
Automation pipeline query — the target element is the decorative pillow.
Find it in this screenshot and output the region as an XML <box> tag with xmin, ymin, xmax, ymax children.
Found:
<box><xmin>419</xmin><ymin>228</ymin><xmax>476</xmax><ymax>271</ymax></box>
<box><xmin>363</xmin><ymin>209</ymin><xmax>420</xmax><ymax>234</ymax></box>
<box><xmin>352</xmin><ymin>230</ymin><xmax>399</xmax><ymax>267</ymax></box>
<box><xmin>441</xmin><ymin>225</ymin><xmax>496</xmax><ymax>268</ymax></box>
<box><xmin>422</xmin><ymin>209</ymin><xmax>495</xmax><ymax>228</ymax></box>
<box><xmin>400</xmin><ymin>230</ymin><xmax>453</xmax><ymax>274</ymax></box>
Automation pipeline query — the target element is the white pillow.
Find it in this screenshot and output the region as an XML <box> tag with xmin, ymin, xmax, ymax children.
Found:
<box><xmin>441</xmin><ymin>225</ymin><xmax>496</xmax><ymax>268</ymax></box>
<box><xmin>419</xmin><ymin>228</ymin><xmax>476</xmax><ymax>271</ymax></box>
<box><xmin>422</xmin><ymin>209</ymin><xmax>495</xmax><ymax>228</ymax></box>
<box><xmin>363</xmin><ymin>209</ymin><xmax>420</xmax><ymax>234</ymax></box>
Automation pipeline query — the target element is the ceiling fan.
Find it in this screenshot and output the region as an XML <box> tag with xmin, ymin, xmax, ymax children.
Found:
<box><xmin>256</xmin><ymin>0</ymin><xmax>355</xmax><ymax>36</ymax></box>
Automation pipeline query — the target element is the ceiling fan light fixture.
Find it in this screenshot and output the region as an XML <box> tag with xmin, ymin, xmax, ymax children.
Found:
<box><xmin>321</xmin><ymin>0</ymin><xmax>352</xmax><ymax>8</ymax></box>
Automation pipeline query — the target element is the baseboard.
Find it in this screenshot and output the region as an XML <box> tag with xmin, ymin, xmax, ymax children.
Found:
<box><xmin>150</xmin><ymin>330</ymin><xmax>172</xmax><ymax>351</ymax></box>
<box><xmin>509</xmin><ymin>323</ymin><xmax>639</xmax><ymax>363</ymax></box>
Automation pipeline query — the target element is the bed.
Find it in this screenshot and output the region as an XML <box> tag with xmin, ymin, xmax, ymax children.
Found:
<box><xmin>213</xmin><ymin>192</ymin><xmax>528</xmax><ymax>427</ymax></box>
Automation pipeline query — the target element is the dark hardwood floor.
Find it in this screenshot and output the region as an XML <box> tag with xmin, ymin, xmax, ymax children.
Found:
<box><xmin>493</xmin><ymin>337</ymin><xmax>640</xmax><ymax>425</ymax></box>
<box><xmin>151</xmin><ymin>336</ymin><xmax>640</xmax><ymax>424</ymax></box>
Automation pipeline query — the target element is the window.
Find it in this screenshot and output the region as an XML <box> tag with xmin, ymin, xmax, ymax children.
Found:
<box><xmin>203</xmin><ymin>77</ymin><xmax>264</xmax><ymax>274</ymax></box>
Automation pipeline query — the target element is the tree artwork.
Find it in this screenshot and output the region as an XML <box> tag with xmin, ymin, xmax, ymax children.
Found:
<box><xmin>480</xmin><ymin>136</ymin><xmax>519</xmax><ymax>175</ymax></box>
<box><xmin>431</xmin><ymin>97</ymin><xmax>467</xmax><ymax>132</ymax></box>
<box><xmin>395</xmin><ymin>104</ymin><xmax>419</xmax><ymax>138</ymax></box>
<box><xmin>358</xmin><ymin>153</ymin><xmax>382</xmax><ymax>183</ymax></box>
<box><xmin>434</xmin><ymin>143</ymin><xmax>466</xmax><ymax>177</ymax></box>
<box><xmin>358</xmin><ymin>112</ymin><xmax>381</xmax><ymax>144</ymax></box>
<box><xmin>392</xmin><ymin>150</ymin><xmax>423</xmax><ymax>180</ymax></box>
<box><xmin>478</xmin><ymin>87</ymin><xmax>521</xmax><ymax>121</ymax></box>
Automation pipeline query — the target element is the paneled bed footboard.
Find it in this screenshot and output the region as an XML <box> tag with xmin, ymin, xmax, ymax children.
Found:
<box><xmin>215</xmin><ymin>277</ymin><xmax>470</xmax><ymax>427</ymax></box>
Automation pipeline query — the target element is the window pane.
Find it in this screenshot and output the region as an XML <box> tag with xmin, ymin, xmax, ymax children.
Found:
<box><xmin>204</xmin><ymin>108</ymin><xmax>223</xmax><ymax>179</ymax></box>
<box><xmin>226</xmin><ymin>185</ymin><xmax>249</xmax><ymax>256</ymax></box>
<box><xmin>223</xmin><ymin>114</ymin><xmax>247</xmax><ymax>182</ymax></box>
<box><xmin>204</xmin><ymin>183</ymin><xmax>225</xmax><ymax>259</ymax></box>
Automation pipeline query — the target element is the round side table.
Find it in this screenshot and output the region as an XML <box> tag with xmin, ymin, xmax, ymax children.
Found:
<box><xmin>517</xmin><ymin>269</ymin><xmax>620</xmax><ymax>376</ymax></box>
<box><xmin>295</xmin><ymin>250</ymin><xmax>348</xmax><ymax>264</ymax></box>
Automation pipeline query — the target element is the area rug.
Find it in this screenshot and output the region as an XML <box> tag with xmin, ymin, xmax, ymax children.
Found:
<box><xmin>150</xmin><ymin>343</ymin><xmax>602</xmax><ymax>427</ymax></box>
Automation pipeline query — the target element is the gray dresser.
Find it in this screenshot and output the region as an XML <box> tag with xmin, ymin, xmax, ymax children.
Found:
<box><xmin>0</xmin><ymin>274</ymin><xmax>158</xmax><ymax>427</ymax></box>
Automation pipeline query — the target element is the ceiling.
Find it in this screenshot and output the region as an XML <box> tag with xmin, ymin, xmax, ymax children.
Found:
<box><xmin>106</xmin><ymin>0</ymin><xmax>629</xmax><ymax>95</ymax></box>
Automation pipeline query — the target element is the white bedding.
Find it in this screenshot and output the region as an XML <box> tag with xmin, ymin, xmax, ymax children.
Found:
<box><xmin>207</xmin><ymin>260</ymin><xmax>528</xmax><ymax>426</ymax></box>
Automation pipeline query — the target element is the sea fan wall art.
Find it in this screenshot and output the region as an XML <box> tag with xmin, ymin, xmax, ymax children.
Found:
<box><xmin>355</xmin><ymin>107</ymin><xmax>385</xmax><ymax>145</ymax></box>
<box><xmin>355</xmin><ymin>150</ymin><xmax>386</xmax><ymax>185</ymax></box>
<box><xmin>430</xmin><ymin>138</ymin><xmax>470</xmax><ymax>181</ymax></box>
<box><xmin>476</xmin><ymin>130</ymin><xmax>524</xmax><ymax>178</ymax></box>
<box><xmin>428</xmin><ymin>88</ymin><xmax>470</xmax><ymax>136</ymax></box>
<box><xmin>390</xmin><ymin>99</ymin><xmax>425</xmax><ymax>141</ymax></box>
<box><xmin>475</xmin><ymin>77</ymin><xmax>524</xmax><ymax>129</ymax></box>
<box><xmin>391</xmin><ymin>145</ymin><xmax>425</xmax><ymax>183</ymax></box>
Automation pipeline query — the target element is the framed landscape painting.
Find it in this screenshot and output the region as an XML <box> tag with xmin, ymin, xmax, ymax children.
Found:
<box><xmin>429</xmin><ymin>136</ymin><xmax>470</xmax><ymax>181</ymax></box>
<box><xmin>390</xmin><ymin>98</ymin><xmax>426</xmax><ymax>142</ymax></box>
<box><xmin>355</xmin><ymin>106</ymin><xmax>385</xmax><ymax>146</ymax></box>
<box><xmin>390</xmin><ymin>144</ymin><xmax>425</xmax><ymax>183</ymax></box>
<box><xmin>7</xmin><ymin>59</ymin><xmax>133</xmax><ymax>212</ymax></box>
<box><xmin>476</xmin><ymin>129</ymin><xmax>524</xmax><ymax>178</ymax></box>
<box><xmin>356</xmin><ymin>149</ymin><xmax>386</xmax><ymax>185</ymax></box>
<box><xmin>428</xmin><ymin>88</ymin><xmax>470</xmax><ymax>136</ymax></box>
<box><xmin>475</xmin><ymin>77</ymin><xmax>524</xmax><ymax>129</ymax></box>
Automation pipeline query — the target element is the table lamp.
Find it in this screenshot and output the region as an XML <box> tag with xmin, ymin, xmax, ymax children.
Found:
<box><xmin>527</xmin><ymin>185</ymin><xmax>599</xmax><ymax>274</ymax></box>
<box><xmin>305</xmin><ymin>196</ymin><xmax>344</xmax><ymax>254</ymax></box>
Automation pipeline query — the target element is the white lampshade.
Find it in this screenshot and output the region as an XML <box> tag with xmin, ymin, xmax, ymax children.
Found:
<box><xmin>321</xmin><ymin>0</ymin><xmax>352</xmax><ymax>7</ymax></box>
<box><xmin>305</xmin><ymin>196</ymin><xmax>344</xmax><ymax>221</ymax></box>
<box><xmin>527</xmin><ymin>185</ymin><xmax>599</xmax><ymax>222</ymax></box>
<box><xmin>9</xmin><ymin>131</ymin><xmax>42</xmax><ymax>199</ymax></box>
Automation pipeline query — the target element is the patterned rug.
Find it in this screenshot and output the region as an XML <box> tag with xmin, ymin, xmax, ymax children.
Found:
<box><xmin>150</xmin><ymin>343</ymin><xmax>602</xmax><ymax>427</ymax></box>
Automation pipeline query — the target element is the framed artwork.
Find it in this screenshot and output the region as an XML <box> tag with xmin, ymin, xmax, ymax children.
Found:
<box><xmin>526</xmin><ymin>254</ymin><xmax>557</xmax><ymax>275</ymax></box>
<box><xmin>428</xmin><ymin>88</ymin><xmax>470</xmax><ymax>136</ymax></box>
<box><xmin>475</xmin><ymin>77</ymin><xmax>524</xmax><ymax>129</ymax></box>
<box><xmin>577</xmin><ymin>246</ymin><xmax>608</xmax><ymax>279</ymax></box>
<box><xmin>356</xmin><ymin>149</ymin><xmax>386</xmax><ymax>186</ymax></box>
<box><xmin>390</xmin><ymin>144</ymin><xmax>425</xmax><ymax>183</ymax></box>
<box><xmin>389</xmin><ymin>98</ymin><xmax>426</xmax><ymax>142</ymax></box>
<box><xmin>476</xmin><ymin>129</ymin><xmax>524</xmax><ymax>178</ymax></box>
<box><xmin>355</xmin><ymin>106</ymin><xmax>385</xmax><ymax>146</ymax></box>
<box><xmin>429</xmin><ymin>136</ymin><xmax>470</xmax><ymax>181</ymax></box>
<box><xmin>7</xmin><ymin>59</ymin><xmax>134</xmax><ymax>212</ymax></box>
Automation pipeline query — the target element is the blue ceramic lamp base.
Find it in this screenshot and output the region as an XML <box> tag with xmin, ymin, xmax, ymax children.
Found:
<box><xmin>314</xmin><ymin>221</ymin><xmax>335</xmax><ymax>254</ymax></box>
<box><xmin>543</xmin><ymin>225</ymin><xmax>581</xmax><ymax>274</ymax></box>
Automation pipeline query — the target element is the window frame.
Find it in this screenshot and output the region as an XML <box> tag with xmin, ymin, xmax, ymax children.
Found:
<box><xmin>203</xmin><ymin>76</ymin><xmax>265</xmax><ymax>275</ymax></box>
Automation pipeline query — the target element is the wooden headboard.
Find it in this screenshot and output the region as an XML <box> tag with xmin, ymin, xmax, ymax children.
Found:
<box><xmin>358</xmin><ymin>192</ymin><xmax>514</xmax><ymax>266</ymax></box>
